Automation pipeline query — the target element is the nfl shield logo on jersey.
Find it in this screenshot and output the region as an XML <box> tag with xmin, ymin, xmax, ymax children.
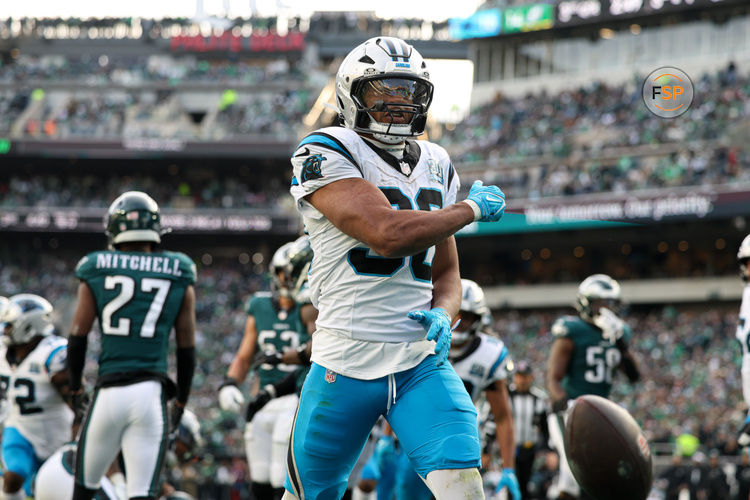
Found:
<box><xmin>427</xmin><ymin>160</ymin><xmax>443</xmax><ymax>185</ymax></box>
<box><xmin>324</xmin><ymin>369</ymin><xmax>337</xmax><ymax>384</ymax></box>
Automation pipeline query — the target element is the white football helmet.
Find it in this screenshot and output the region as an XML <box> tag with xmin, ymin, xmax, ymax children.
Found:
<box><xmin>575</xmin><ymin>274</ymin><xmax>622</xmax><ymax>322</ymax></box>
<box><xmin>453</xmin><ymin>279</ymin><xmax>491</xmax><ymax>345</ymax></box>
<box><xmin>738</xmin><ymin>234</ymin><xmax>750</xmax><ymax>282</ymax></box>
<box><xmin>0</xmin><ymin>294</ymin><xmax>54</xmax><ymax>346</ymax></box>
<box><xmin>335</xmin><ymin>36</ymin><xmax>434</xmax><ymax>144</ymax></box>
<box><xmin>270</xmin><ymin>236</ymin><xmax>313</xmax><ymax>299</ymax></box>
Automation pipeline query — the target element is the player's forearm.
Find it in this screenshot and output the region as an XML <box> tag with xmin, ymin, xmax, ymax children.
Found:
<box><xmin>370</xmin><ymin>202</ymin><xmax>475</xmax><ymax>258</ymax></box>
<box><xmin>547</xmin><ymin>376</ymin><xmax>567</xmax><ymax>403</ymax></box>
<box><xmin>67</xmin><ymin>335</ymin><xmax>87</xmax><ymax>392</ymax></box>
<box><xmin>496</xmin><ymin>416</ymin><xmax>516</xmax><ymax>469</ymax></box>
<box><xmin>226</xmin><ymin>357</ymin><xmax>252</xmax><ymax>383</ymax></box>
<box><xmin>175</xmin><ymin>346</ymin><xmax>195</xmax><ymax>404</ymax></box>
<box><xmin>431</xmin><ymin>256</ymin><xmax>462</xmax><ymax>319</ymax></box>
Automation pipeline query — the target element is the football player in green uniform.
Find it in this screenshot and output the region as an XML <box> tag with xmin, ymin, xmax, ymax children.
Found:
<box><xmin>546</xmin><ymin>274</ymin><xmax>640</xmax><ymax>500</ymax></box>
<box><xmin>218</xmin><ymin>236</ymin><xmax>313</xmax><ymax>500</ymax></box>
<box><xmin>68</xmin><ymin>191</ymin><xmax>196</xmax><ymax>500</ymax></box>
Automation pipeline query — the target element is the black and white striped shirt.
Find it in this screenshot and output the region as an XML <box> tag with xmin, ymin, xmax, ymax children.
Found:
<box><xmin>509</xmin><ymin>386</ymin><xmax>549</xmax><ymax>448</ymax></box>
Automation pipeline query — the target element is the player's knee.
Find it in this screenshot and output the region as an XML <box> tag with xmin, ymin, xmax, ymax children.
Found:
<box><xmin>425</xmin><ymin>468</ymin><xmax>483</xmax><ymax>499</ymax></box>
<box><xmin>2</xmin><ymin>471</ymin><xmax>25</xmax><ymax>493</ymax></box>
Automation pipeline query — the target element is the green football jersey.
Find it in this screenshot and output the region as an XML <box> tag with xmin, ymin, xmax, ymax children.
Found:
<box><xmin>551</xmin><ymin>315</ymin><xmax>632</xmax><ymax>399</ymax></box>
<box><xmin>76</xmin><ymin>250</ymin><xmax>196</xmax><ymax>377</ymax></box>
<box><xmin>247</xmin><ymin>293</ymin><xmax>307</xmax><ymax>387</ymax></box>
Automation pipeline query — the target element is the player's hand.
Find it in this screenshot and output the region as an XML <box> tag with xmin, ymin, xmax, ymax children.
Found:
<box><xmin>739</xmin><ymin>415</ymin><xmax>750</xmax><ymax>447</ymax></box>
<box><xmin>218</xmin><ymin>378</ymin><xmax>245</xmax><ymax>413</ymax></box>
<box><xmin>593</xmin><ymin>307</ymin><xmax>625</xmax><ymax>344</ymax></box>
<box><xmin>495</xmin><ymin>468</ymin><xmax>522</xmax><ymax>500</ymax></box>
<box><xmin>71</xmin><ymin>390</ymin><xmax>90</xmax><ymax>425</ymax></box>
<box><xmin>408</xmin><ymin>307</ymin><xmax>453</xmax><ymax>366</ymax></box>
<box><xmin>463</xmin><ymin>180</ymin><xmax>506</xmax><ymax>222</ymax></box>
<box><xmin>260</xmin><ymin>352</ymin><xmax>284</xmax><ymax>366</ymax></box>
<box><xmin>245</xmin><ymin>385</ymin><xmax>275</xmax><ymax>422</ymax></box>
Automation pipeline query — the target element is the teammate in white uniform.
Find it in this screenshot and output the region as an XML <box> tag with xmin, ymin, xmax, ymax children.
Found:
<box><xmin>0</xmin><ymin>294</ymin><xmax>74</xmax><ymax>500</ymax></box>
<box><xmin>737</xmin><ymin>235</ymin><xmax>750</xmax><ymax>447</ymax></box>
<box><xmin>449</xmin><ymin>279</ymin><xmax>520</xmax><ymax>500</ymax></box>
<box><xmin>283</xmin><ymin>36</ymin><xmax>507</xmax><ymax>500</ymax></box>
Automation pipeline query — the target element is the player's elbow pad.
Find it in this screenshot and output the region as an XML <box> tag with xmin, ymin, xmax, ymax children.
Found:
<box><xmin>67</xmin><ymin>335</ymin><xmax>88</xmax><ymax>392</ymax></box>
<box><xmin>175</xmin><ymin>346</ymin><xmax>196</xmax><ymax>404</ymax></box>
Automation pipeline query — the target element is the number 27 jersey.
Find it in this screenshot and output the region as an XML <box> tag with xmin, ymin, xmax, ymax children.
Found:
<box><xmin>76</xmin><ymin>250</ymin><xmax>196</xmax><ymax>377</ymax></box>
<box><xmin>290</xmin><ymin>127</ymin><xmax>460</xmax><ymax>377</ymax></box>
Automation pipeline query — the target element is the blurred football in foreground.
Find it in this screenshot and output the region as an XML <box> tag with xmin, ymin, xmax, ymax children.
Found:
<box><xmin>564</xmin><ymin>394</ymin><xmax>653</xmax><ymax>500</ymax></box>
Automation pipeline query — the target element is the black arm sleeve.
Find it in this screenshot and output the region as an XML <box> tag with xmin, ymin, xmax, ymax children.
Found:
<box><xmin>175</xmin><ymin>346</ymin><xmax>196</xmax><ymax>404</ymax></box>
<box><xmin>616</xmin><ymin>339</ymin><xmax>640</xmax><ymax>382</ymax></box>
<box><xmin>67</xmin><ymin>335</ymin><xmax>87</xmax><ymax>392</ymax></box>
<box><xmin>271</xmin><ymin>371</ymin><xmax>298</xmax><ymax>398</ymax></box>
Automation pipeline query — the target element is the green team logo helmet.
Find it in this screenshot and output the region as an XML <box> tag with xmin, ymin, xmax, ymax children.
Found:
<box><xmin>105</xmin><ymin>191</ymin><xmax>165</xmax><ymax>247</ymax></box>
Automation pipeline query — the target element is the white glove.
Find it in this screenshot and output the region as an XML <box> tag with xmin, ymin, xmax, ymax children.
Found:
<box><xmin>593</xmin><ymin>307</ymin><xmax>626</xmax><ymax>344</ymax></box>
<box><xmin>218</xmin><ymin>384</ymin><xmax>245</xmax><ymax>413</ymax></box>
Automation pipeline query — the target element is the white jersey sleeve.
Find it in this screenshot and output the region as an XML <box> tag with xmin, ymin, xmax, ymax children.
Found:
<box><xmin>290</xmin><ymin>130</ymin><xmax>364</xmax><ymax>220</ymax></box>
<box><xmin>738</xmin><ymin>286</ymin><xmax>750</xmax><ymax>406</ymax></box>
<box><xmin>0</xmin><ymin>336</ymin><xmax>75</xmax><ymax>460</ymax></box>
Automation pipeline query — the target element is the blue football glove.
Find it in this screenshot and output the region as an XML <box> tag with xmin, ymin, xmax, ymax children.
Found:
<box><xmin>408</xmin><ymin>307</ymin><xmax>453</xmax><ymax>366</ymax></box>
<box><xmin>463</xmin><ymin>180</ymin><xmax>506</xmax><ymax>222</ymax></box>
<box><xmin>739</xmin><ymin>414</ymin><xmax>750</xmax><ymax>447</ymax></box>
<box><xmin>495</xmin><ymin>468</ymin><xmax>522</xmax><ymax>500</ymax></box>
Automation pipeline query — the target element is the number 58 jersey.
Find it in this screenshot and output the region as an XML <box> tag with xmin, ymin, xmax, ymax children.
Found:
<box><xmin>75</xmin><ymin>250</ymin><xmax>196</xmax><ymax>377</ymax></box>
<box><xmin>0</xmin><ymin>336</ymin><xmax>74</xmax><ymax>460</ymax></box>
<box><xmin>290</xmin><ymin>127</ymin><xmax>460</xmax><ymax>379</ymax></box>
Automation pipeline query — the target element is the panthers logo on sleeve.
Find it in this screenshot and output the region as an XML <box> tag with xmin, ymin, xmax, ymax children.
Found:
<box><xmin>301</xmin><ymin>154</ymin><xmax>327</xmax><ymax>183</ymax></box>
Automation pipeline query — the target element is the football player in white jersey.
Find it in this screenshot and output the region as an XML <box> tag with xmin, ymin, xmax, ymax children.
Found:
<box><xmin>449</xmin><ymin>279</ymin><xmax>521</xmax><ymax>500</ymax></box>
<box><xmin>737</xmin><ymin>234</ymin><xmax>750</xmax><ymax>447</ymax></box>
<box><xmin>0</xmin><ymin>293</ymin><xmax>74</xmax><ymax>500</ymax></box>
<box><xmin>284</xmin><ymin>36</ymin><xmax>507</xmax><ymax>500</ymax></box>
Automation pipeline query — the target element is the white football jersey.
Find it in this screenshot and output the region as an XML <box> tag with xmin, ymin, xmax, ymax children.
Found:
<box><xmin>290</xmin><ymin>127</ymin><xmax>460</xmax><ymax>379</ymax></box>
<box><xmin>450</xmin><ymin>332</ymin><xmax>512</xmax><ymax>402</ymax></box>
<box><xmin>0</xmin><ymin>335</ymin><xmax>74</xmax><ymax>460</ymax></box>
<box><xmin>738</xmin><ymin>286</ymin><xmax>750</xmax><ymax>406</ymax></box>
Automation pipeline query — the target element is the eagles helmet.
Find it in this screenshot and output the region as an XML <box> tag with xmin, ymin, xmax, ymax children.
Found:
<box><xmin>0</xmin><ymin>294</ymin><xmax>54</xmax><ymax>346</ymax></box>
<box><xmin>575</xmin><ymin>274</ymin><xmax>622</xmax><ymax>321</ymax></box>
<box><xmin>105</xmin><ymin>191</ymin><xmax>165</xmax><ymax>247</ymax></box>
<box><xmin>270</xmin><ymin>236</ymin><xmax>313</xmax><ymax>299</ymax></box>
<box><xmin>738</xmin><ymin>234</ymin><xmax>750</xmax><ymax>282</ymax></box>
<box><xmin>453</xmin><ymin>279</ymin><xmax>491</xmax><ymax>345</ymax></box>
<box><xmin>335</xmin><ymin>36</ymin><xmax>434</xmax><ymax>144</ymax></box>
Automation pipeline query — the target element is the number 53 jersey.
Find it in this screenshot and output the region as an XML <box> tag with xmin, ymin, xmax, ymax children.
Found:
<box><xmin>0</xmin><ymin>335</ymin><xmax>74</xmax><ymax>460</ymax></box>
<box><xmin>75</xmin><ymin>250</ymin><xmax>196</xmax><ymax>377</ymax></box>
<box><xmin>290</xmin><ymin>127</ymin><xmax>460</xmax><ymax>379</ymax></box>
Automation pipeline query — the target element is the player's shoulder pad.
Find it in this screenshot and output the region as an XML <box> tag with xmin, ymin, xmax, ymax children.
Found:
<box><xmin>163</xmin><ymin>251</ymin><xmax>197</xmax><ymax>284</ymax></box>
<box><xmin>39</xmin><ymin>335</ymin><xmax>67</xmax><ymax>373</ymax></box>
<box><xmin>293</xmin><ymin>127</ymin><xmax>362</xmax><ymax>170</ymax></box>
<box><xmin>247</xmin><ymin>292</ymin><xmax>273</xmax><ymax>314</ymax></box>
<box><xmin>75</xmin><ymin>251</ymin><xmax>103</xmax><ymax>281</ymax></box>
<box><xmin>417</xmin><ymin>139</ymin><xmax>456</xmax><ymax>188</ymax></box>
<box><xmin>551</xmin><ymin>315</ymin><xmax>582</xmax><ymax>338</ymax></box>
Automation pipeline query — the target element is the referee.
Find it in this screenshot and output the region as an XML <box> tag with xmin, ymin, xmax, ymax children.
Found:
<box><xmin>509</xmin><ymin>360</ymin><xmax>549</xmax><ymax>499</ymax></box>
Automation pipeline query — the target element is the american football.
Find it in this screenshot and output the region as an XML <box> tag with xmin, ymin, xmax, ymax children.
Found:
<box><xmin>564</xmin><ymin>395</ymin><xmax>654</xmax><ymax>500</ymax></box>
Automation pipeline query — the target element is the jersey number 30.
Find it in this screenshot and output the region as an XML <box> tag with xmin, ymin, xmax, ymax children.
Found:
<box><xmin>102</xmin><ymin>275</ymin><xmax>172</xmax><ymax>337</ymax></box>
<box><xmin>348</xmin><ymin>187</ymin><xmax>442</xmax><ymax>282</ymax></box>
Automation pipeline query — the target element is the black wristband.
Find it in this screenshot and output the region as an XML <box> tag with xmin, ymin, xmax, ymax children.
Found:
<box><xmin>218</xmin><ymin>376</ymin><xmax>239</xmax><ymax>390</ymax></box>
<box><xmin>273</xmin><ymin>372</ymin><xmax>298</xmax><ymax>398</ymax></box>
<box><xmin>67</xmin><ymin>335</ymin><xmax>88</xmax><ymax>392</ymax></box>
<box><xmin>296</xmin><ymin>344</ymin><xmax>311</xmax><ymax>366</ymax></box>
<box><xmin>175</xmin><ymin>346</ymin><xmax>196</xmax><ymax>404</ymax></box>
